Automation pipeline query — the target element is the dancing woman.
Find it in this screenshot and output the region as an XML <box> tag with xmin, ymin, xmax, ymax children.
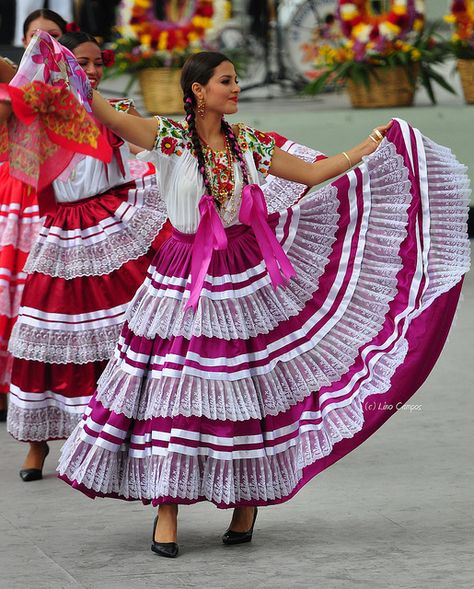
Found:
<box><xmin>3</xmin><ymin>49</ymin><xmax>469</xmax><ymax>557</ymax></box>
<box><xmin>0</xmin><ymin>10</ymin><xmax>69</xmax><ymax>421</ymax></box>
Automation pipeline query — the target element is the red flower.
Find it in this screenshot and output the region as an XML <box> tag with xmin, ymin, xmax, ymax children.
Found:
<box><xmin>66</xmin><ymin>22</ymin><xmax>80</xmax><ymax>32</ymax></box>
<box><xmin>101</xmin><ymin>49</ymin><xmax>115</xmax><ymax>67</ymax></box>
<box><xmin>255</xmin><ymin>130</ymin><xmax>272</xmax><ymax>145</ymax></box>
<box><xmin>253</xmin><ymin>152</ymin><xmax>262</xmax><ymax>168</ymax></box>
<box><xmin>161</xmin><ymin>137</ymin><xmax>177</xmax><ymax>155</ymax></box>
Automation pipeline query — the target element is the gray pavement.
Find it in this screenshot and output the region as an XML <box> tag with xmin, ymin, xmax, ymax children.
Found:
<box><xmin>0</xmin><ymin>71</ymin><xmax>473</xmax><ymax>589</ymax></box>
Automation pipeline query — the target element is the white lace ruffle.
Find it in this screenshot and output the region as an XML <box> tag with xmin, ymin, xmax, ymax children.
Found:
<box><xmin>0</xmin><ymin>281</ymin><xmax>24</xmax><ymax>318</ymax></box>
<box><xmin>126</xmin><ymin>185</ymin><xmax>339</xmax><ymax>340</ymax></box>
<box><xmin>416</xmin><ymin>136</ymin><xmax>471</xmax><ymax>302</ymax></box>
<box><xmin>263</xmin><ymin>143</ymin><xmax>323</xmax><ymax>213</ymax></box>
<box><xmin>0</xmin><ymin>217</ymin><xmax>41</xmax><ymax>250</ymax></box>
<box><xmin>23</xmin><ymin>177</ymin><xmax>167</xmax><ymax>279</ymax></box>
<box><xmin>96</xmin><ymin>143</ymin><xmax>412</xmax><ymax>420</ymax></box>
<box><xmin>8</xmin><ymin>403</ymin><xmax>82</xmax><ymax>442</ymax></box>
<box><xmin>58</xmin><ymin>337</ymin><xmax>408</xmax><ymax>505</ymax></box>
<box><xmin>8</xmin><ymin>322</ymin><xmax>122</xmax><ymax>364</ymax></box>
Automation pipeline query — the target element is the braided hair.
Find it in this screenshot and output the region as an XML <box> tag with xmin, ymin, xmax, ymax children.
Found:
<box><xmin>180</xmin><ymin>51</ymin><xmax>250</xmax><ymax>199</ymax></box>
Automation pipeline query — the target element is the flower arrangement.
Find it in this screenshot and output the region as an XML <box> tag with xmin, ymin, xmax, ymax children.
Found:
<box><xmin>338</xmin><ymin>0</ymin><xmax>425</xmax><ymax>49</ymax></box>
<box><xmin>105</xmin><ymin>0</ymin><xmax>216</xmax><ymax>87</ymax></box>
<box><xmin>445</xmin><ymin>0</ymin><xmax>474</xmax><ymax>59</ymax></box>
<box><xmin>306</xmin><ymin>0</ymin><xmax>455</xmax><ymax>105</ymax></box>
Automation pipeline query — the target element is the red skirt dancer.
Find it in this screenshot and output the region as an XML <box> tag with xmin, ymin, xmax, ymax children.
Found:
<box><xmin>0</xmin><ymin>166</ymin><xmax>40</xmax><ymax>396</ymax></box>
<box><xmin>58</xmin><ymin>119</ymin><xmax>470</xmax><ymax>506</ymax></box>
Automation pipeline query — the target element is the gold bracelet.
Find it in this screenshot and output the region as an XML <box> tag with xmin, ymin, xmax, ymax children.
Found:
<box><xmin>342</xmin><ymin>151</ymin><xmax>352</xmax><ymax>169</ymax></box>
<box><xmin>373</xmin><ymin>128</ymin><xmax>383</xmax><ymax>141</ymax></box>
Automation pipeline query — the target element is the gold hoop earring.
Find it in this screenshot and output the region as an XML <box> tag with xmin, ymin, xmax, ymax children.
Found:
<box><xmin>198</xmin><ymin>98</ymin><xmax>206</xmax><ymax>118</ymax></box>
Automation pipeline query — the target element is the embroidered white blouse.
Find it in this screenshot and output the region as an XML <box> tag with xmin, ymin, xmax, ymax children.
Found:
<box><xmin>137</xmin><ymin>117</ymin><xmax>276</xmax><ymax>234</ymax></box>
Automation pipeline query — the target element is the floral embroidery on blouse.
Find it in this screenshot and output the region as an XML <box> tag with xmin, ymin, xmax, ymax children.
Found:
<box><xmin>237</xmin><ymin>124</ymin><xmax>275</xmax><ymax>177</ymax></box>
<box><xmin>109</xmin><ymin>98</ymin><xmax>135</xmax><ymax>113</ymax></box>
<box><xmin>152</xmin><ymin>117</ymin><xmax>275</xmax><ymax>177</ymax></box>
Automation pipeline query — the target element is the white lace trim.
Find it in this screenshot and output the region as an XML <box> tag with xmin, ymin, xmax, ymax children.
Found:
<box><xmin>8</xmin><ymin>404</ymin><xmax>82</xmax><ymax>442</ymax></box>
<box><xmin>57</xmin><ymin>337</ymin><xmax>407</xmax><ymax>504</ymax></box>
<box><xmin>8</xmin><ymin>323</ymin><xmax>122</xmax><ymax>364</ymax></box>
<box><xmin>0</xmin><ymin>217</ymin><xmax>42</xmax><ymax>250</ymax></box>
<box><xmin>263</xmin><ymin>144</ymin><xmax>322</xmax><ymax>213</ymax></box>
<box><xmin>23</xmin><ymin>177</ymin><xmax>167</xmax><ymax>279</ymax></box>
<box><xmin>0</xmin><ymin>281</ymin><xmax>24</xmax><ymax>318</ymax></box>
<box><xmin>126</xmin><ymin>185</ymin><xmax>339</xmax><ymax>340</ymax></box>
<box><xmin>417</xmin><ymin>136</ymin><xmax>471</xmax><ymax>303</ymax></box>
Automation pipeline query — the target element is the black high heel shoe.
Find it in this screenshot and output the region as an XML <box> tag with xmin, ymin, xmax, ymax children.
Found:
<box><xmin>222</xmin><ymin>507</ymin><xmax>258</xmax><ymax>545</ymax></box>
<box><xmin>151</xmin><ymin>516</ymin><xmax>179</xmax><ymax>558</ymax></box>
<box><xmin>19</xmin><ymin>443</ymin><xmax>50</xmax><ymax>482</ymax></box>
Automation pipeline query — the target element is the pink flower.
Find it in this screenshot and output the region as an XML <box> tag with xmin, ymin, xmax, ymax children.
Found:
<box><xmin>32</xmin><ymin>39</ymin><xmax>61</xmax><ymax>82</ymax></box>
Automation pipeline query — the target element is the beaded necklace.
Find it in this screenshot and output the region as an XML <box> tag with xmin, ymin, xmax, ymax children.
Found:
<box><xmin>199</xmin><ymin>134</ymin><xmax>240</xmax><ymax>225</ymax></box>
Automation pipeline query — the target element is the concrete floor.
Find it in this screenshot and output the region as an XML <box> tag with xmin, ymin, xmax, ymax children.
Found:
<box><xmin>0</xmin><ymin>73</ymin><xmax>473</xmax><ymax>589</ymax></box>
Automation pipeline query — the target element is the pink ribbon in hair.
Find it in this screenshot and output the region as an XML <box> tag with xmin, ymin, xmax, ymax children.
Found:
<box><xmin>185</xmin><ymin>194</ymin><xmax>228</xmax><ymax>311</ymax></box>
<box><xmin>239</xmin><ymin>184</ymin><xmax>296</xmax><ymax>289</ymax></box>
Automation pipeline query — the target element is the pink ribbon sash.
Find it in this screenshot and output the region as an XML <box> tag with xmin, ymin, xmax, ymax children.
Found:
<box><xmin>185</xmin><ymin>194</ymin><xmax>228</xmax><ymax>311</ymax></box>
<box><xmin>185</xmin><ymin>185</ymin><xmax>296</xmax><ymax>312</ymax></box>
<box><xmin>239</xmin><ymin>183</ymin><xmax>296</xmax><ymax>289</ymax></box>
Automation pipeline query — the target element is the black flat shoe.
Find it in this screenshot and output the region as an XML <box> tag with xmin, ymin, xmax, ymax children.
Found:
<box><xmin>222</xmin><ymin>507</ymin><xmax>258</xmax><ymax>545</ymax></box>
<box><xmin>151</xmin><ymin>516</ymin><xmax>179</xmax><ymax>558</ymax></box>
<box><xmin>19</xmin><ymin>443</ymin><xmax>50</xmax><ymax>482</ymax></box>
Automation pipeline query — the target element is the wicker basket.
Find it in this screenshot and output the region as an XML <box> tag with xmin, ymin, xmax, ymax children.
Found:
<box><xmin>457</xmin><ymin>59</ymin><xmax>474</xmax><ymax>104</ymax></box>
<box><xmin>138</xmin><ymin>68</ymin><xmax>184</xmax><ymax>115</ymax></box>
<box><xmin>347</xmin><ymin>65</ymin><xmax>418</xmax><ymax>109</ymax></box>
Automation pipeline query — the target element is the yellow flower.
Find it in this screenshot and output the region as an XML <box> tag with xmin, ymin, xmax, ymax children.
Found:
<box><xmin>452</xmin><ymin>33</ymin><xmax>460</xmax><ymax>42</ymax></box>
<box><xmin>340</xmin><ymin>4</ymin><xmax>358</xmax><ymax>21</ymax></box>
<box><xmin>413</xmin><ymin>18</ymin><xmax>424</xmax><ymax>32</ymax></box>
<box><xmin>410</xmin><ymin>49</ymin><xmax>421</xmax><ymax>60</ymax></box>
<box><xmin>192</xmin><ymin>16</ymin><xmax>212</xmax><ymax>29</ymax></box>
<box><xmin>140</xmin><ymin>33</ymin><xmax>151</xmax><ymax>48</ymax></box>
<box><xmin>135</xmin><ymin>0</ymin><xmax>151</xmax><ymax>8</ymax></box>
<box><xmin>158</xmin><ymin>31</ymin><xmax>168</xmax><ymax>51</ymax></box>
<box><xmin>393</xmin><ymin>6</ymin><xmax>407</xmax><ymax>15</ymax></box>
<box><xmin>352</xmin><ymin>23</ymin><xmax>372</xmax><ymax>43</ymax></box>
<box><xmin>443</xmin><ymin>15</ymin><xmax>456</xmax><ymax>24</ymax></box>
<box><xmin>188</xmin><ymin>31</ymin><xmax>200</xmax><ymax>43</ymax></box>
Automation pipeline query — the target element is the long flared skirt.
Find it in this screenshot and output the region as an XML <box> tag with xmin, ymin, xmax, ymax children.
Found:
<box><xmin>58</xmin><ymin>120</ymin><xmax>470</xmax><ymax>507</ymax></box>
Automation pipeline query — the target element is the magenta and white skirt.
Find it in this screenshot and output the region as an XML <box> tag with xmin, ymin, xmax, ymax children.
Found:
<box><xmin>58</xmin><ymin>120</ymin><xmax>470</xmax><ymax>507</ymax></box>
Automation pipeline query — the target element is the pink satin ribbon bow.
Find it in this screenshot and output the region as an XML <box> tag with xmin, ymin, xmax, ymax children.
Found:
<box><xmin>185</xmin><ymin>185</ymin><xmax>296</xmax><ymax>312</ymax></box>
<box><xmin>185</xmin><ymin>194</ymin><xmax>228</xmax><ymax>311</ymax></box>
<box><xmin>239</xmin><ymin>183</ymin><xmax>296</xmax><ymax>289</ymax></box>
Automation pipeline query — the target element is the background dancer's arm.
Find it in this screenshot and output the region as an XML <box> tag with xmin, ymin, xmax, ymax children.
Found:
<box><xmin>0</xmin><ymin>102</ymin><xmax>12</xmax><ymax>124</ymax></box>
<box><xmin>269</xmin><ymin>122</ymin><xmax>392</xmax><ymax>187</ymax></box>
<box><xmin>92</xmin><ymin>89</ymin><xmax>157</xmax><ymax>150</ymax></box>
<box><xmin>0</xmin><ymin>57</ymin><xmax>16</xmax><ymax>83</ymax></box>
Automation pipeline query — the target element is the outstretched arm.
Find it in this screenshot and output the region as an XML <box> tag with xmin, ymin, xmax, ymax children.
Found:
<box><xmin>91</xmin><ymin>90</ymin><xmax>158</xmax><ymax>151</ymax></box>
<box><xmin>269</xmin><ymin>123</ymin><xmax>392</xmax><ymax>187</ymax></box>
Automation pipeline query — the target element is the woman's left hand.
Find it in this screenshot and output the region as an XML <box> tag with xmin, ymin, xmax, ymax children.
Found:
<box><xmin>358</xmin><ymin>121</ymin><xmax>393</xmax><ymax>158</ymax></box>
